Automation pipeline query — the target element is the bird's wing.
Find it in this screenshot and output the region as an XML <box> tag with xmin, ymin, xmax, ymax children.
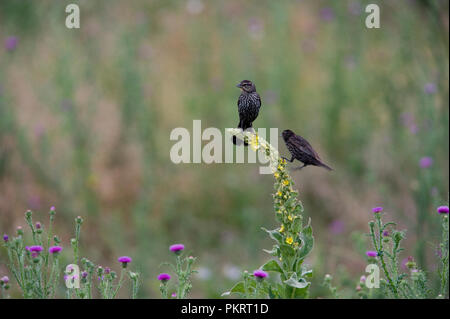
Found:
<box><xmin>255</xmin><ymin>93</ymin><xmax>261</xmax><ymax>108</ymax></box>
<box><xmin>291</xmin><ymin>135</ymin><xmax>321</xmax><ymax>159</ymax></box>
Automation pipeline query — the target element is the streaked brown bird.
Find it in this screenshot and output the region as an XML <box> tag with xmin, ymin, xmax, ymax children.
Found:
<box><xmin>281</xmin><ymin>129</ymin><xmax>333</xmax><ymax>171</ymax></box>
<box><xmin>232</xmin><ymin>80</ymin><xmax>262</xmax><ymax>146</ymax></box>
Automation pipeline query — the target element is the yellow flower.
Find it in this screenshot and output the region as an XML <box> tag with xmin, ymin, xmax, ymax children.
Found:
<box><xmin>286</xmin><ymin>237</ymin><xmax>293</xmax><ymax>245</ymax></box>
<box><xmin>274</xmin><ymin>172</ymin><xmax>280</xmax><ymax>179</ymax></box>
<box><xmin>277</xmin><ymin>191</ymin><xmax>282</xmax><ymax>197</ymax></box>
<box><xmin>249</xmin><ymin>134</ymin><xmax>259</xmax><ymax>151</ymax></box>
<box><xmin>287</xmin><ymin>215</ymin><xmax>293</xmax><ymax>222</ymax></box>
<box><xmin>280</xmin><ymin>158</ymin><xmax>287</xmax><ymax>165</ymax></box>
<box><xmin>279</xmin><ymin>225</ymin><xmax>285</xmax><ymax>233</ymax></box>
<box><xmin>283</xmin><ymin>195</ymin><xmax>287</xmax><ymax>199</ymax></box>
<box><xmin>277</xmin><ymin>165</ymin><xmax>284</xmax><ymax>171</ymax></box>
<box><xmin>283</xmin><ymin>180</ymin><xmax>289</xmax><ymax>186</ymax></box>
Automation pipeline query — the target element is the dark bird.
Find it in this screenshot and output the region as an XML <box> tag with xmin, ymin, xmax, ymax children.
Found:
<box><xmin>232</xmin><ymin>80</ymin><xmax>262</xmax><ymax>146</ymax></box>
<box><xmin>281</xmin><ymin>129</ymin><xmax>333</xmax><ymax>171</ymax></box>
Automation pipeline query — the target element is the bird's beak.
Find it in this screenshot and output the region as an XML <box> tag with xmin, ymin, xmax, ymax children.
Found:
<box><xmin>236</xmin><ymin>83</ymin><xmax>242</xmax><ymax>88</ymax></box>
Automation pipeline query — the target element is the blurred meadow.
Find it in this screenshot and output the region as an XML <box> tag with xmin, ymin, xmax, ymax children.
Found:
<box><xmin>0</xmin><ymin>0</ymin><xmax>448</xmax><ymax>298</ymax></box>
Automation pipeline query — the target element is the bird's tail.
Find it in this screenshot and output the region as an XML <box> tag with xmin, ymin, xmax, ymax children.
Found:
<box><xmin>319</xmin><ymin>162</ymin><xmax>333</xmax><ymax>171</ymax></box>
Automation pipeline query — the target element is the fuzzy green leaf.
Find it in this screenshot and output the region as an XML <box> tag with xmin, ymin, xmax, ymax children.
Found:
<box><xmin>221</xmin><ymin>281</ymin><xmax>245</xmax><ymax>296</ymax></box>
<box><xmin>283</xmin><ymin>273</ymin><xmax>309</xmax><ymax>289</ymax></box>
<box><xmin>280</xmin><ymin>244</ymin><xmax>295</xmax><ymax>257</ymax></box>
<box><xmin>261</xmin><ymin>227</ymin><xmax>282</xmax><ymax>242</ymax></box>
<box><xmin>261</xmin><ymin>259</ymin><xmax>283</xmax><ymax>274</ymax></box>
<box><xmin>262</xmin><ymin>246</ymin><xmax>279</xmax><ymax>256</ymax></box>
<box><xmin>297</xmin><ymin>225</ymin><xmax>314</xmax><ymax>259</ymax></box>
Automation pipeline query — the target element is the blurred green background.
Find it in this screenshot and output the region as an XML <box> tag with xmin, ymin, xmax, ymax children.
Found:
<box><xmin>0</xmin><ymin>0</ymin><xmax>448</xmax><ymax>298</ymax></box>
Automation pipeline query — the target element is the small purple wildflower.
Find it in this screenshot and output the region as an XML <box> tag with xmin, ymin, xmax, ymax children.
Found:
<box><xmin>360</xmin><ymin>275</ymin><xmax>366</xmax><ymax>283</ymax></box>
<box><xmin>401</xmin><ymin>257</ymin><xmax>409</xmax><ymax>270</ymax></box>
<box><xmin>424</xmin><ymin>83</ymin><xmax>436</xmax><ymax>94</ymax></box>
<box><xmin>419</xmin><ymin>157</ymin><xmax>433</xmax><ymax>168</ymax></box>
<box><xmin>366</xmin><ymin>251</ymin><xmax>377</xmax><ymax>258</ymax></box>
<box><xmin>170</xmin><ymin>244</ymin><xmax>185</xmax><ymax>254</ymax></box>
<box><xmin>104</xmin><ymin>267</ymin><xmax>111</xmax><ymax>274</ymax></box>
<box><xmin>29</xmin><ymin>245</ymin><xmax>43</xmax><ymax>252</ymax></box>
<box><xmin>329</xmin><ymin>220</ymin><xmax>345</xmax><ymax>235</ymax></box>
<box><xmin>372</xmin><ymin>207</ymin><xmax>383</xmax><ymax>214</ymax></box>
<box><xmin>81</xmin><ymin>271</ymin><xmax>88</xmax><ymax>279</ymax></box>
<box><xmin>3</xmin><ymin>234</ymin><xmax>8</xmax><ymax>242</ymax></box>
<box><xmin>348</xmin><ymin>1</ymin><xmax>362</xmax><ymax>15</ymax></box>
<box><xmin>49</xmin><ymin>246</ymin><xmax>62</xmax><ymax>254</ymax></box>
<box><xmin>118</xmin><ymin>256</ymin><xmax>132</xmax><ymax>268</ymax></box>
<box><xmin>171</xmin><ymin>293</ymin><xmax>177</xmax><ymax>298</ymax></box>
<box><xmin>0</xmin><ymin>276</ymin><xmax>9</xmax><ymax>284</ymax></box>
<box><xmin>320</xmin><ymin>7</ymin><xmax>335</xmax><ymax>21</ymax></box>
<box><xmin>158</xmin><ymin>273</ymin><xmax>171</xmax><ymax>282</ymax></box>
<box><xmin>437</xmin><ymin>206</ymin><xmax>449</xmax><ymax>214</ymax></box>
<box><xmin>253</xmin><ymin>270</ymin><xmax>268</xmax><ymax>279</ymax></box>
<box><xmin>35</xmin><ymin>222</ymin><xmax>41</xmax><ymax>229</ymax></box>
<box><xmin>5</xmin><ymin>36</ymin><xmax>18</xmax><ymax>51</ymax></box>
<box><xmin>383</xmin><ymin>230</ymin><xmax>390</xmax><ymax>237</ymax></box>
<box><xmin>436</xmin><ymin>247</ymin><xmax>443</xmax><ymax>259</ymax></box>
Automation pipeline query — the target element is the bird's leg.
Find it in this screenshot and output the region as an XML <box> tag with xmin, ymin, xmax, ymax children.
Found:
<box><xmin>281</xmin><ymin>155</ymin><xmax>295</xmax><ymax>163</ymax></box>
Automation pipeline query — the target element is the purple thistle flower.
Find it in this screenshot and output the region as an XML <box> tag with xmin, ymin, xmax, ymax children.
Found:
<box><xmin>253</xmin><ymin>270</ymin><xmax>268</xmax><ymax>279</ymax></box>
<box><xmin>372</xmin><ymin>207</ymin><xmax>383</xmax><ymax>213</ymax></box>
<box><xmin>329</xmin><ymin>220</ymin><xmax>345</xmax><ymax>235</ymax></box>
<box><xmin>366</xmin><ymin>251</ymin><xmax>377</xmax><ymax>258</ymax></box>
<box><xmin>29</xmin><ymin>245</ymin><xmax>43</xmax><ymax>252</ymax></box>
<box><xmin>401</xmin><ymin>257</ymin><xmax>409</xmax><ymax>270</ymax></box>
<box><xmin>49</xmin><ymin>246</ymin><xmax>62</xmax><ymax>254</ymax></box>
<box><xmin>320</xmin><ymin>7</ymin><xmax>335</xmax><ymax>21</ymax></box>
<box><xmin>118</xmin><ymin>256</ymin><xmax>132</xmax><ymax>268</ymax></box>
<box><xmin>437</xmin><ymin>206</ymin><xmax>449</xmax><ymax>214</ymax></box>
<box><xmin>383</xmin><ymin>230</ymin><xmax>390</xmax><ymax>237</ymax></box>
<box><xmin>1</xmin><ymin>276</ymin><xmax>9</xmax><ymax>284</ymax></box>
<box><xmin>360</xmin><ymin>275</ymin><xmax>366</xmax><ymax>283</ymax></box>
<box><xmin>424</xmin><ymin>83</ymin><xmax>436</xmax><ymax>94</ymax></box>
<box><xmin>50</xmin><ymin>206</ymin><xmax>55</xmax><ymax>211</ymax></box>
<box><xmin>158</xmin><ymin>273</ymin><xmax>171</xmax><ymax>282</ymax></box>
<box><xmin>170</xmin><ymin>244</ymin><xmax>185</xmax><ymax>254</ymax></box>
<box><xmin>104</xmin><ymin>267</ymin><xmax>111</xmax><ymax>274</ymax></box>
<box><xmin>419</xmin><ymin>157</ymin><xmax>433</xmax><ymax>168</ymax></box>
<box><xmin>35</xmin><ymin>222</ymin><xmax>41</xmax><ymax>229</ymax></box>
<box><xmin>171</xmin><ymin>293</ymin><xmax>177</xmax><ymax>298</ymax></box>
<box><xmin>81</xmin><ymin>271</ymin><xmax>88</xmax><ymax>279</ymax></box>
<box><xmin>5</xmin><ymin>36</ymin><xmax>18</xmax><ymax>51</ymax></box>
<box><xmin>348</xmin><ymin>1</ymin><xmax>362</xmax><ymax>16</ymax></box>
<box><xmin>3</xmin><ymin>234</ymin><xmax>8</xmax><ymax>242</ymax></box>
